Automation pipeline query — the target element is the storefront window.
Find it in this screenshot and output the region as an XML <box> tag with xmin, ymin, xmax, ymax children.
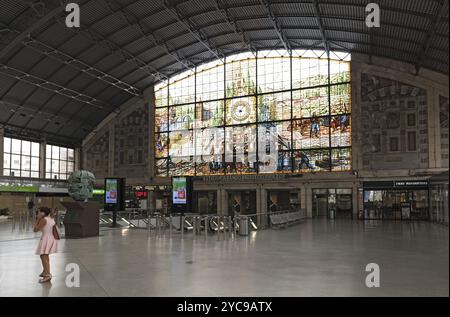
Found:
<box><xmin>363</xmin><ymin>188</ymin><xmax>429</xmax><ymax>220</ymax></box>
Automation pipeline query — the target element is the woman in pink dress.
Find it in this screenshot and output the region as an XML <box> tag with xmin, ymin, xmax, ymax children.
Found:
<box><xmin>33</xmin><ymin>207</ymin><xmax>58</xmax><ymax>283</ymax></box>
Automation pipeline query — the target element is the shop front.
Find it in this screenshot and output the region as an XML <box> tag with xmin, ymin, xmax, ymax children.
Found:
<box><xmin>363</xmin><ymin>180</ymin><xmax>429</xmax><ymax>220</ymax></box>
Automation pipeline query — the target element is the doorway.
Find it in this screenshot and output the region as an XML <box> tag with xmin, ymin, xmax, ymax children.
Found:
<box><xmin>227</xmin><ymin>190</ymin><xmax>256</xmax><ymax>217</ymax></box>
<box><xmin>313</xmin><ymin>188</ymin><xmax>353</xmax><ymax>219</ymax></box>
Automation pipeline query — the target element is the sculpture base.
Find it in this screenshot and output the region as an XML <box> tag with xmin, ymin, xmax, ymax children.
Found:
<box><xmin>62</xmin><ymin>201</ymin><xmax>100</xmax><ymax>238</ymax></box>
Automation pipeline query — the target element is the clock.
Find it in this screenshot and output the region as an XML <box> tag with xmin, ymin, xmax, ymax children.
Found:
<box><xmin>230</xmin><ymin>100</ymin><xmax>251</xmax><ymax>122</ymax></box>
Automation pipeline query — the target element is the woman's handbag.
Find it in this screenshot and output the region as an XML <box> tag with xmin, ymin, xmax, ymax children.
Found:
<box><xmin>52</xmin><ymin>225</ymin><xmax>60</xmax><ymax>240</ymax></box>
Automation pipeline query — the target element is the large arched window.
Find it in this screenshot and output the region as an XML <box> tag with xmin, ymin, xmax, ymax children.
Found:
<box><xmin>154</xmin><ymin>50</ymin><xmax>351</xmax><ymax>176</ymax></box>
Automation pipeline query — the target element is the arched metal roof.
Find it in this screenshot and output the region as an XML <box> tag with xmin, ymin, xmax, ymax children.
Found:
<box><xmin>0</xmin><ymin>0</ymin><xmax>448</xmax><ymax>146</ymax></box>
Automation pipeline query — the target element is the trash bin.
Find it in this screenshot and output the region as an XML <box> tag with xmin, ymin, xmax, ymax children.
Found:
<box><xmin>238</xmin><ymin>216</ymin><xmax>249</xmax><ymax>236</ymax></box>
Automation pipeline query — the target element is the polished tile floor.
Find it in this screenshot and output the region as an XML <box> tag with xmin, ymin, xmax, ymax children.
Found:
<box><xmin>0</xmin><ymin>220</ymin><xmax>448</xmax><ymax>297</ymax></box>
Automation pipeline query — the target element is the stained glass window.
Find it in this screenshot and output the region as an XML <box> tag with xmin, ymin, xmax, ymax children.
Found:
<box><xmin>154</xmin><ymin>50</ymin><xmax>351</xmax><ymax>176</ymax></box>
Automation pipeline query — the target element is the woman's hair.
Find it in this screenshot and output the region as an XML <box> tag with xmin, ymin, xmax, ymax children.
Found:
<box><xmin>38</xmin><ymin>207</ymin><xmax>52</xmax><ymax>217</ymax></box>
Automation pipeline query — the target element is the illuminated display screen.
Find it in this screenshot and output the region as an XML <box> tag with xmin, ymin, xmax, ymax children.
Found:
<box><xmin>105</xmin><ymin>179</ymin><xmax>118</xmax><ymax>204</ymax></box>
<box><xmin>155</xmin><ymin>50</ymin><xmax>351</xmax><ymax>176</ymax></box>
<box><xmin>172</xmin><ymin>177</ymin><xmax>187</xmax><ymax>204</ymax></box>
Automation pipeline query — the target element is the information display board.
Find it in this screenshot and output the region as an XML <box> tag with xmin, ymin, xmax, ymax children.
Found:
<box><xmin>105</xmin><ymin>179</ymin><xmax>118</xmax><ymax>204</ymax></box>
<box><xmin>172</xmin><ymin>177</ymin><xmax>187</xmax><ymax>205</ymax></box>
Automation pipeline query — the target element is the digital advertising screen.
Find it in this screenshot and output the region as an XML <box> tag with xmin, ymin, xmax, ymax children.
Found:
<box><xmin>105</xmin><ymin>179</ymin><xmax>118</xmax><ymax>204</ymax></box>
<box><xmin>172</xmin><ymin>177</ymin><xmax>187</xmax><ymax>205</ymax></box>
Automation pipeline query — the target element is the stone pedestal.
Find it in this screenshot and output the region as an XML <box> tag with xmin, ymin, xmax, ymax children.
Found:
<box><xmin>62</xmin><ymin>201</ymin><xmax>100</xmax><ymax>238</ymax></box>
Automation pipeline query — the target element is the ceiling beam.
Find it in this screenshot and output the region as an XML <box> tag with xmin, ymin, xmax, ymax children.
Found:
<box><xmin>0</xmin><ymin>0</ymin><xmax>75</xmax><ymax>61</ymax></box>
<box><xmin>105</xmin><ymin>0</ymin><xmax>195</xmax><ymax>72</ymax></box>
<box><xmin>214</xmin><ymin>0</ymin><xmax>257</xmax><ymax>54</ymax></box>
<box><xmin>415</xmin><ymin>0</ymin><xmax>447</xmax><ymax>74</ymax></box>
<box><xmin>0</xmin><ymin>99</ymin><xmax>95</xmax><ymax>129</ymax></box>
<box><xmin>19</xmin><ymin>35</ymin><xmax>141</xmax><ymax>96</ymax></box>
<box><xmin>311</xmin><ymin>0</ymin><xmax>330</xmax><ymax>56</ymax></box>
<box><xmin>259</xmin><ymin>0</ymin><xmax>291</xmax><ymax>52</ymax></box>
<box><xmin>53</xmin><ymin>16</ymin><xmax>168</xmax><ymax>82</ymax></box>
<box><xmin>0</xmin><ymin>64</ymin><xmax>107</xmax><ymax>109</ymax></box>
<box><xmin>1</xmin><ymin>122</ymin><xmax>82</xmax><ymax>146</ymax></box>
<box><xmin>158</xmin><ymin>0</ymin><xmax>224</xmax><ymax>61</ymax></box>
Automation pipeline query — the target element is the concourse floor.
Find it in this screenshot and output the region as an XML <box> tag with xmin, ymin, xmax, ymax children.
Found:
<box><xmin>0</xmin><ymin>220</ymin><xmax>448</xmax><ymax>297</ymax></box>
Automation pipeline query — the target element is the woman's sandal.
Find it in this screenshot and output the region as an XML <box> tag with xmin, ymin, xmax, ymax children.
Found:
<box><xmin>39</xmin><ymin>274</ymin><xmax>52</xmax><ymax>283</ymax></box>
<box><xmin>39</xmin><ymin>272</ymin><xmax>45</xmax><ymax>277</ymax></box>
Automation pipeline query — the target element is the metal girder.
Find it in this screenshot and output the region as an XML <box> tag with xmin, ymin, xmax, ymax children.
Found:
<box><xmin>0</xmin><ymin>0</ymin><xmax>74</xmax><ymax>61</ymax></box>
<box><xmin>1</xmin><ymin>121</ymin><xmax>81</xmax><ymax>146</ymax></box>
<box><xmin>21</xmin><ymin>36</ymin><xmax>141</xmax><ymax>96</ymax></box>
<box><xmin>259</xmin><ymin>0</ymin><xmax>291</xmax><ymax>52</ymax></box>
<box><xmin>158</xmin><ymin>0</ymin><xmax>224</xmax><ymax>61</ymax></box>
<box><xmin>311</xmin><ymin>0</ymin><xmax>330</xmax><ymax>56</ymax></box>
<box><xmin>214</xmin><ymin>0</ymin><xmax>257</xmax><ymax>54</ymax></box>
<box><xmin>105</xmin><ymin>0</ymin><xmax>194</xmax><ymax>72</ymax></box>
<box><xmin>0</xmin><ymin>99</ymin><xmax>95</xmax><ymax>130</ymax></box>
<box><xmin>0</xmin><ymin>64</ymin><xmax>107</xmax><ymax>109</ymax></box>
<box><xmin>415</xmin><ymin>0</ymin><xmax>447</xmax><ymax>74</ymax></box>
<box><xmin>53</xmin><ymin>17</ymin><xmax>168</xmax><ymax>82</ymax></box>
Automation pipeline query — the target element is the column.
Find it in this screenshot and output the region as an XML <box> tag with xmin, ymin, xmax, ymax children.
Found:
<box><xmin>0</xmin><ymin>128</ymin><xmax>4</xmax><ymax>176</ymax></box>
<box><xmin>216</xmin><ymin>187</ymin><xmax>222</xmax><ymax>215</ymax></box>
<box><xmin>306</xmin><ymin>186</ymin><xmax>313</xmax><ymax>218</ymax></box>
<box><xmin>427</xmin><ymin>88</ymin><xmax>438</xmax><ymax>168</ymax></box>
<box><xmin>74</xmin><ymin>147</ymin><xmax>81</xmax><ymax>171</ymax></box>
<box><xmin>255</xmin><ymin>185</ymin><xmax>261</xmax><ymax>227</ymax></box>
<box><xmin>352</xmin><ymin>184</ymin><xmax>359</xmax><ymax>219</ymax></box>
<box><xmin>108</xmin><ymin>124</ymin><xmax>115</xmax><ymax>176</ymax></box>
<box><xmin>146</xmin><ymin>85</ymin><xmax>155</xmax><ymax>179</ymax></box>
<box><xmin>40</xmin><ymin>141</ymin><xmax>46</xmax><ymax>179</ymax></box>
<box><xmin>300</xmin><ymin>185</ymin><xmax>307</xmax><ymax>211</ymax></box>
<box><xmin>219</xmin><ymin>187</ymin><xmax>228</xmax><ymax>216</ymax></box>
<box><xmin>258</xmin><ymin>185</ymin><xmax>268</xmax><ymax>228</ymax></box>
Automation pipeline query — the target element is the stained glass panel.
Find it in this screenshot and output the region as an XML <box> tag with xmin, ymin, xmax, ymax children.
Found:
<box><xmin>292</xmin><ymin>87</ymin><xmax>329</xmax><ymax>119</ymax></box>
<box><xmin>155</xmin><ymin>50</ymin><xmax>351</xmax><ymax>176</ymax></box>
<box><xmin>258</xmin><ymin>92</ymin><xmax>291</xmax><ymax>122</ymax></box>
<box><xmin>330</xmin><ymin>84</ymin><xmax>351</xmax><ymax>115</ymax></box>
<box><xmin>169</xmin><ymin>104</ymin><xmax>195</xmax><ymax>131</ymax></box>
<box><xmin>195</xmin><ymin>100</ymin><xmax>224</xmax><ymax>128</ymax></box>
<box><xmin>225</xmin><ymin>52</ymin><xmax>256</xmax><ymax>98</ymax></box>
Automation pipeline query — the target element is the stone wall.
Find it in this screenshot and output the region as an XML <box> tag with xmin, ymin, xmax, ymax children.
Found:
<box><xmin>81</xmin><ymin>88</ymin><xmax>154</xmax><ymax>184</ymax></box>
<box><xmin>440</xmin><ymin>95</ymin><xmax>449</xmax><ymax>168</ymax></box>
<box><xmin>351</xmin><ymin>54</ymin><xmax>449</xmax><ymax>177</ymax></box>
<box><xmin>359</xmin><ymin>73</ymin><xmax>428</xmax><ymax>170</ymax></box>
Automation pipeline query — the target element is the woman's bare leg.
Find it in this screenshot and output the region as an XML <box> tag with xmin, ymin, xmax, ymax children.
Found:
<box><xmin>39</xmin><ymin>255</ymin><xmax>46</xmax><ymax>274</ymax></box>
<box><xmin>43</xmin><ymin>254</ymin><xmax>50</xmax><ymax>275</ymax></box>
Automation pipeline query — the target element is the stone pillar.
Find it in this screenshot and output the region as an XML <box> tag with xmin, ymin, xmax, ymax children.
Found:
<box><xmin>352</xmin><ymin>184</ymin><xmax>359</xmax><ymax>220</ymax></box>
<box><xmin>145</xmin><ymin>85</ymin><xmax>155</xmax><ymax>179</ymax></box>
<box><xmin>306</xmin><ymin>186</ymin><xmax>313</xmax><ymax>218</ymax></box>
<box><xmin>220</xmin><ymin>187</ymin><xmax>228</xmax><ymax>216</ymax></box>
<box><xmin>258</xmin><ymin>185</ymin><xmax>268</xmax><ymax>228</ymax></box>
<box><xmin>427</xmin><ymin>88</ymin><xmax>437</xmax><ymax>168</ymax></box>
<box><xmin>0</xmin><ymin>128</ymin><xmax>4</xmax><ymax>176</ymax></box>
<box><xmin>75</xmin><ymin>147</ymin><xmax>81</xmax><ymax>171</ymax></box>
<box><xmin>216</xmin><ymin>187</ymin><xmax>222</xmax><ymax>215</ymax></box>
<box><xmin>40</xmin><ymin>141</ymin><xmax>46</xmax><ymax>179</ymax></box>
<box><xmin>108</xmin><ymin>124</ymin><xmax>115</xmax><ymax>176</ymax></box>
<box><xmin>300</xmin><ymin>185</ymin><xmax>307</xmax><ymax>211</ymax></box>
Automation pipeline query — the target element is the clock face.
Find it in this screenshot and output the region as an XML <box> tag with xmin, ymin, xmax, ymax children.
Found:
<box><xmin>231</xmin><ymin>101</ymin><xmax>251</xmax><ymax>122</ymax></box>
